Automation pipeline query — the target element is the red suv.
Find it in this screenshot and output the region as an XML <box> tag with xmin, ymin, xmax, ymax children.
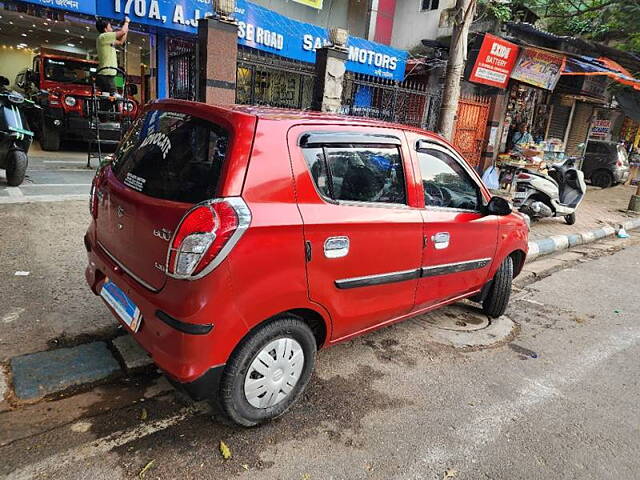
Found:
<box><xmin>85</xmin><ymin>100</ymin><xmax>528</xmax><ymax>426</ymax></box>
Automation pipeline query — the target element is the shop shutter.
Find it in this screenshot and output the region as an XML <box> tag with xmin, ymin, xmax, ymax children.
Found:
<box><xmin>547</xmin><ymin>105</ymin><xmax>571</xmax><ymax>141</ymax></box>
<box><xmin>565</xmin><ymin>102</ymin><xmax>594</xmax><ymax>156</ymax></box>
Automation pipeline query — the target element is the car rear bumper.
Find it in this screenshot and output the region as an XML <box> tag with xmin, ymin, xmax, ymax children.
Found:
<box><xmin>615</xmin><ymin>168</ymin><xmax>630</xmax><ymax>183</ymax></box>
<box><xmin>84</xmin><ymin>232</ymin><xmax>242</xmax><ymax>392</ymax></box>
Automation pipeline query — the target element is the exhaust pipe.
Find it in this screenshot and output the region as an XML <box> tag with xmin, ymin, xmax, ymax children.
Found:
<box><xmin>530</xmin><ymin>201</ymin><xmax>553</xmax><ymax>218</ymax></box>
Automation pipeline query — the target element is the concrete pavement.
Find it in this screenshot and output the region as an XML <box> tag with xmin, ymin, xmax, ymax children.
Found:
<box><xmin>1</xmin><ymin>233</ymin><xmax>639</xmax><ymax>479</ymax></box>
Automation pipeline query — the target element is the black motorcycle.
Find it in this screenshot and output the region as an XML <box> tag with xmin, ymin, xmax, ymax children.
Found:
<box><xmin>0</xmin><ymin>75</ymin><xmax>36</xmax><ymax>186</ymax></box>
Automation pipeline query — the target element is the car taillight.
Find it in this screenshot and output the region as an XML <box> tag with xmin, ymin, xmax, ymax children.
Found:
<box><xmin>167</xmin><ymin>198</ymin><xmax>251</xmax><ymax>279</ymax></box>
<box><xmin>517</xmin><ymin>173</ymin><xmax>531</xmax><ymax>180</ymax></box>
<box><xmin>616</xmin><ymin>159</ymin><xmax>623</xmax><ymax>167</ymax></box>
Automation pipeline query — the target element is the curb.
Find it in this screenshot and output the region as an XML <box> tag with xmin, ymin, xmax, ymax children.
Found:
<box><xmin>526</xmin><ymin>216</ymin><xmax>640</xmax><ymax>263</ymax></box>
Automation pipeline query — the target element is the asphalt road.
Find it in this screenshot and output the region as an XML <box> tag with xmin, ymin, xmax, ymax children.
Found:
<box><xmin>1</xmin><ymin>240</ymin><xmax>639</xmax><ymax>479</ymax></box>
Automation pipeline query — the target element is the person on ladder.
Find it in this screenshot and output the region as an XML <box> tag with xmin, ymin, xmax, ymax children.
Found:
<box><xmin>95</xmin><ymin>16</ymin><xmax>130</xmax><ymax>96</ymax></box>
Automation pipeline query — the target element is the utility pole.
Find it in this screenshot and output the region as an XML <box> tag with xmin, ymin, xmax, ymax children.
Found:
<box><xmin>436</xmin><ymin>0</ymin><xmax>477</xmax><ymax>140</ymax></box>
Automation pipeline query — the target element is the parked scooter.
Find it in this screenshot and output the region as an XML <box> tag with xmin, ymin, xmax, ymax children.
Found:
<box><xmin>0</xmin><ymin>75</ymin><xmax>37</xmax><ymax>186</ymax></box>
<box><xmin>512</xmin><ymin>157</ymin><xmax>587</xmax><ymax>225</ymax></box>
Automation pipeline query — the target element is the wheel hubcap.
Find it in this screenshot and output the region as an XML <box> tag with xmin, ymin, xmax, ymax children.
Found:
<box><xmin>244</xmin><ymin>337</ymin><xmax>305</xmax><ymax>409</ymax></box>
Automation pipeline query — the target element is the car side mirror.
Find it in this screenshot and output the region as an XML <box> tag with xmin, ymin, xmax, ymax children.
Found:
<box><xmin>485</xmin><ymin>196</ymin><xmax>512</xmax><ymax>216</ymax></box>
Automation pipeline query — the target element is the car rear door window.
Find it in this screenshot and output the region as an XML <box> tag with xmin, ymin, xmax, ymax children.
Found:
<box><xmin>302</xmin><ymin>144</ymin><xmax>406</xmax><ymax>205</ymax></box>
<box><xmin>112</xmin><ymin>110</ymin><xmax>229</xmax><ymax>203</ymax></box>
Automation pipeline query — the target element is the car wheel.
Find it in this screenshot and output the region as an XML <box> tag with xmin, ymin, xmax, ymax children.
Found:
<box><xmin>219</xmin><ymin>317</ymin><xmax>317</xmax><ymax>427</ymax></box>
<box><xmin>591</xmin><ymin>170</ymin><xmax>613</xmax><ymax>189</ymax></box>
<box><xmin>41</xmin><ymin>123</ymin><xmax>60</xmax><ymax>151</ymax></box>
<box><xmin>482</xmin><ymin>256</ymin><xmax>513</xmax><ymax>318</ymax></box>
<box><xmin>564</xmin><ymin>212</ymin><xmax>576</xmax><ymax>225</ymax></box>
<box><xmin>5</xmin><ymin>150</ymin><xmax>28</xmax><ymax>186</ymax></box>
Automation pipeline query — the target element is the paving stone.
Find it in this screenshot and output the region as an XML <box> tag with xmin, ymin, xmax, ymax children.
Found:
<box><xmin>10</xmin><ymin>342</ymin><xmax>121</xmax><ymax>401</ymax></box>
<box><xmin>112</xmin><ymin>335</ymin><xmax>153</xmax><ymax>372</ymax></box>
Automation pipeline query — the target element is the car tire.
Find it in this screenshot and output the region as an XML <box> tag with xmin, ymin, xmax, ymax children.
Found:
<box><xmin>219</xmin><ymin>317</ymin><xmax>317</xmax><ymax>427</ymax></box>
<box><xmin>5</xmin><ymin>150</ymin><xmax>28</xmax><ymax>186</ymax></box>
<box><xmin>591</xmin><ymin>170</ymin><xmax>613</xmax><ymax>189</ymax></box>
<box><xmin>564</xmin><ymin>212</ymin><xmax>576</xmax><ymax>225</ymax></box>
<box><xmin>482</xmin><ymin>256</ymin><xmax>513</xmax><ymax>318</ymax></box>
<box><xmin>41</xmin><ymin>123</ymin><xmax>60</xmax><ymax>151</ymax></box>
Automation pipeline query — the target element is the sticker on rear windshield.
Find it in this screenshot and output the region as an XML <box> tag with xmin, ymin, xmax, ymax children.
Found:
<box><xmin>124</xmin><ymin>172</ymin><xmax>146</xmax><ymax>192</ymax></box>
<box><xmin>140</xmin><ymin>131</ymin><xmax>172</xmax><ymax>159</ymax></box>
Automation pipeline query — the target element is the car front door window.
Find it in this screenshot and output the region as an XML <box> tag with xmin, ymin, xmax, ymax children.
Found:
<box><xmin>417</xmin><ymin>148</ymin><xmax>481</xmax><ymax>211</ymax></box>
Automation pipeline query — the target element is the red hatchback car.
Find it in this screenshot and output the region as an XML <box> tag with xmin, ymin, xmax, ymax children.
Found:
<box><xmin>85</xmin><ymin>100</ymin><xmax>528</xmax><ymax>426</ymax></box>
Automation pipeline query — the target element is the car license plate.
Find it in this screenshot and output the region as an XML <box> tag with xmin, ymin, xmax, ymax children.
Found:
<box><xmin>100</xmin><ymin>278</ymin><xmax>142</xmax><ymax>332</ymax></box>
<box><xmin>513</xmin><ymin>191</ymin><xmax>527</xmax><ymax>199</ymax></box>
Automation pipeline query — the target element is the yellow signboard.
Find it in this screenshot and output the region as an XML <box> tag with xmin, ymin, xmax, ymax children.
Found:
<box><xmin>292</xmin><ymin>0</ymin><xmax>323</xmax><ymax>8</ymax></box>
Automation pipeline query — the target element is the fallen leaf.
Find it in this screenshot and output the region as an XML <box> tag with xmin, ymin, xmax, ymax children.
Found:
<box><xmin>138</xmin><ymin>460</ymin><xmax>155</xmax><ymax>478</ymax></box>
<box><xmin>140</xmin><ymin>408</ymin><xmax>148</xmax><ymax>421</ymax></box>
<box><xmin>443</xmin><ymin>468</ymin><xmax>458</xmax><ymax>479</ymax></box>
<box><xmin>302</xmin><ymin>474</ymin><xmax>311</xmax><ymax>480</ymax></box>
<box><xmin>219</xmin><ymin>440</ymin><xmax>232</xmax><ymax>460</ymax></box>
<box><xmin>242</xmin><ymin>464</ymin><xmax>249</xmax><ymax>470</ymax></box>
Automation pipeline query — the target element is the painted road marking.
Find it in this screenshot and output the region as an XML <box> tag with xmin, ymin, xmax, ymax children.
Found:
<box><xmin>19</xmin><ymin>184</ymin><xmax>92</xmax><ymax>187</ymax></box>
<box><xmin>8</xmin><ymin>404</ymin><xmax>210</xmax><ymax>480</ymax></box>
<box><xmin>5</xmin><ymin>187</ymin><xmax>24</xmax><ymax>198</ymax></box>
<box><xmin>0</xmin><ymin>194</ymin><xmax>87</xmax><ymax>204</ymax></box>
<box><xmin>42</xmin><ymin>160</ymin><xmax>88</xmax><ymax>164</ymax></box>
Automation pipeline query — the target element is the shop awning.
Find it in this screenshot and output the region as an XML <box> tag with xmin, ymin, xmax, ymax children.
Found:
<box><xmin>562</xmin><ymin>55</ymin><xmax>640</xmax><ymax>91</ymax></box>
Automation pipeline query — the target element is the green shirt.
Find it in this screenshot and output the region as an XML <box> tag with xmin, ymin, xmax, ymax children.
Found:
<box><xmin>97</xmin><ymin>32</ymin><xmax>118</xmax><ymax>76</ymax></box>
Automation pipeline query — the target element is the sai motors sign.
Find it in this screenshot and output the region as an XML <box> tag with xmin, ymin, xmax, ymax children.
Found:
<box><xmin>96</xmin><ymin>0</ymin><xmax>407</xmax><ymax>80</ymax></box>
<box><xmin>469</xmin><ymin>34</ymin><xmax>519</xmax><ymax>89</ymax></box>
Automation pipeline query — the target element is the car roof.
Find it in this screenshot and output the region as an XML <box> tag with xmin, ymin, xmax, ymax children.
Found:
<box><xmin>152</xmin><ymin>99</ymin><xmax>447</xmax><ymax>142</ymax></box>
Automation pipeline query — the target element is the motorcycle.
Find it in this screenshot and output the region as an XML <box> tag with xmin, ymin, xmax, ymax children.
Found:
<box><xmin>0</xmin><ymin>75</ymin><xmax>37</xmax><ymax>186</ymax></box>
<box><xmin>511</xmin><ymin>157</ymin><xmax>587</xmax><ymax>225</ymax></box>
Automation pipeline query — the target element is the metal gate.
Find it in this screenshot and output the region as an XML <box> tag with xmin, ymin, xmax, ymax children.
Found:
<box><xmin>341</xmin><ymin>73</ymin><xmax>441</xmax><ymax>131</ymax></box>
<box><xmin>452</xmin><ymin>95</ymin><xmax>491</xmax><ymax>168</ymax></box>
<box><xmin>236</xmin><ymin>46</ymin><xmax>316</xmax><ymax>109</ymax></box>
<box><xmin>168</xmin><ymin>37</ymin><xmax>196</xmax><ymax>101</ymax></box>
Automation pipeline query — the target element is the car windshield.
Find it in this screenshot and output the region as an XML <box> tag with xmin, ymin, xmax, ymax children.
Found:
<box><xmin>43</xmin><ymin>58</ymin><xmax>96</xmax><ymax>85</ymax></box>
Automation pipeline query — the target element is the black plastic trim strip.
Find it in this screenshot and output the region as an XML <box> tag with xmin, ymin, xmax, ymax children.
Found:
<box><xmin>421</xmin><ymin>258</ymin><xmax>491</xmax><ymax>278</ymax></box>
<box><xmin>300</xmin><ymin>132</ymin><xmax>402</xmax><ymax>147</ymax></box>
<box><xmin>335</xmin><ymin>269</ymin><xmax>420</xmax><ymax>290</ymax></box>
<box><xmin>155</xmin><ymin>310</ymin><xmax>213</xmax><ymax>335</ymax></box>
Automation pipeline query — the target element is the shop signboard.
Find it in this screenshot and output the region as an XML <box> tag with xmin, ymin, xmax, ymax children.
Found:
<box><xmin>468</xmin><ymin>34</ymin><xmax>519</xmax><ymax>89</ymax></box>
<box><xmin>96</xmin><ymin>0</ymin><xmax>407</xmax><ymax>80</ymax></box>
<box><xmin>590</xmin><ymin>119</ymin><xmax>611</xmax><ymax>139</ymax></box>
<box><xmin>21</xmin><ymin>0</ymin><xmax>95</xmax><ymax>15</ymax></box>
<box><xmin>292</xmin><ymin>0</ymin><xmax>323</xmax><ymax>8</ymax></box>
<box><xmin>510</xmin><ymin>48</ymin><xmax>565</xmax><ymax>90</ymax></box>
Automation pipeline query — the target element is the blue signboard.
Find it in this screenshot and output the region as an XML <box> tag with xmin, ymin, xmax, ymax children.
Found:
<box><xmin>22</xmin><ymin>0</ymin><xmax>96</xmax><ymax>15</ymax></box>
<box><xmin>96</xmin><ymin>0</ymin><xmax>407</xmax><ymax>80</ymax></box>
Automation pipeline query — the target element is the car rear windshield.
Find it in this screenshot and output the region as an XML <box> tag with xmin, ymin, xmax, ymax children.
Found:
<box><xmin>112</xmin><ymin>110</ymin><xmax>229</xmax><ymax>203</ymax></box>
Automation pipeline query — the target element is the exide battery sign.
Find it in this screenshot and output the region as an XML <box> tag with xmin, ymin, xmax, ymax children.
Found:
<box><xmin>468</xmin><ymin>34</ymin><xmax>519</xmax><ymax>89</ymax></box>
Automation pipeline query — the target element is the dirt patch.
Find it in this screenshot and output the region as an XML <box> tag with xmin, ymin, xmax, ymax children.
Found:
<box><xmin>101</xmin><ymin>364</ymin><xmax>411</xmax><ymax>478</ymax></box>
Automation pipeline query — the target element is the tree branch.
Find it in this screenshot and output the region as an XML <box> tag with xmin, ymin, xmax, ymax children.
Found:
<box><xmin>542</xmin><ymin>0</ymin><xmax>619</xmax><ymax>18</ymax></box>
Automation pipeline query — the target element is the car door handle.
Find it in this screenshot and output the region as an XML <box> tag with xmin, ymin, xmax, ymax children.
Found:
<box><xmin>431</xmin><ymin>232</ymin><xmax>450</xmax><ymax>250</ymax></box>
<box><xmin>324</xmin><ymin>236</ymin><xmax>349</xmax><ymax>258</ymax></box>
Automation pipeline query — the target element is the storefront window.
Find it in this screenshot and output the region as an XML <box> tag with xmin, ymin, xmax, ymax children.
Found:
<box><xmin>0</xmin><ymin>1</ymin><xmax>156</xmax><ymax>103</ymax></box>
